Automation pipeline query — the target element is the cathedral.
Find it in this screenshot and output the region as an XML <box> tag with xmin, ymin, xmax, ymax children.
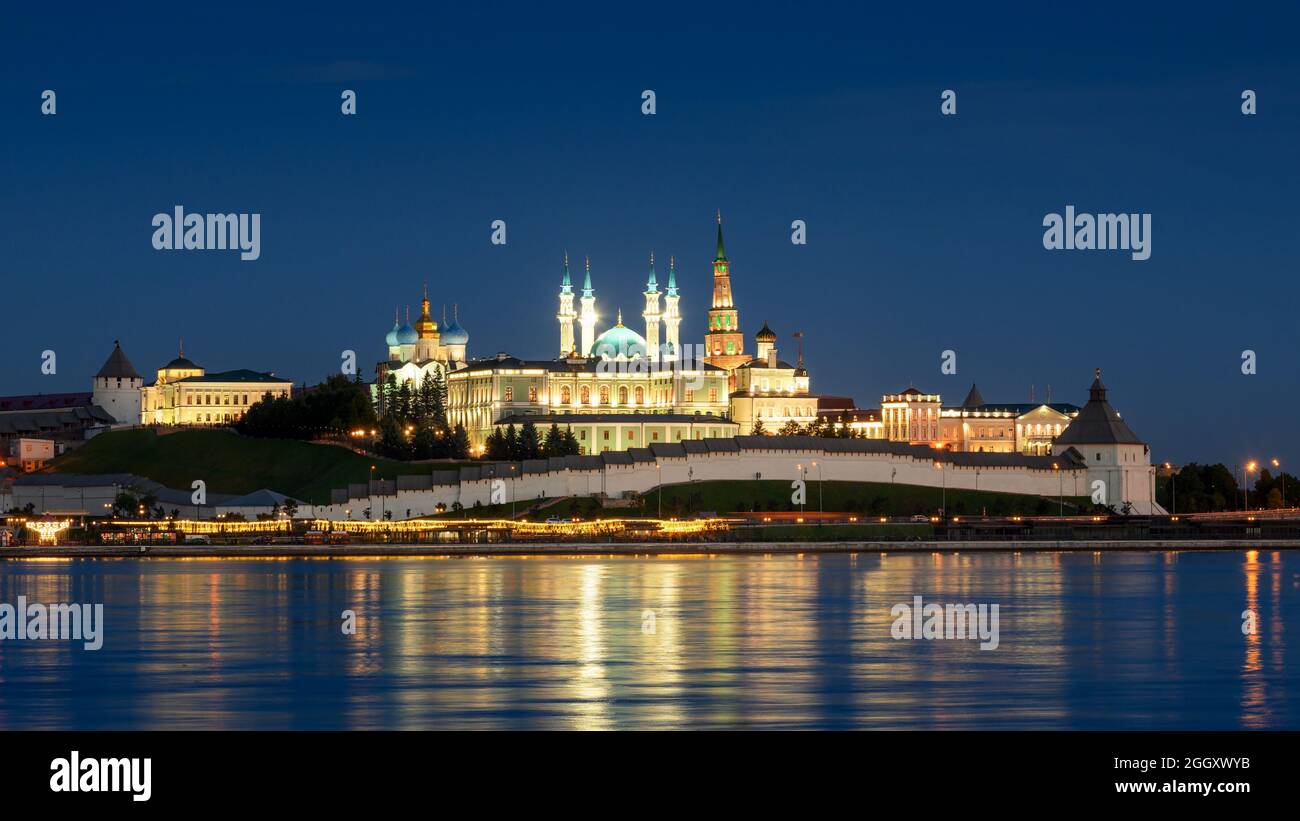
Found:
<box><xmin>373</xmin><ymin>287</ymin><xmax>470</xmax><ymax>414</ymax></box>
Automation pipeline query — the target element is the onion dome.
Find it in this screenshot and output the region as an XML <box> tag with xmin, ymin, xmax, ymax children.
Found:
<box><xmin>385</xmin><ymin>309</ymin><xmax>402</xmax><ymax>347</ymax></box>
<box><xmin>592</xmin><ymin>310</ymin><xmax>647</xmax><ymax>358</ymax></box>
<box><xmin>442</xmin><ymin>304</ymin><xmax>469</xmax><ymax>346</ymax></box>
<box><xmin>396</xmin><ymin>306</ymin><xmax>418</xmax><ymax>345</ymax></box>
<box><xmin>755</xmin><ymin>322</ymin><xmax>776</xmax><ymax>344</ymax></box>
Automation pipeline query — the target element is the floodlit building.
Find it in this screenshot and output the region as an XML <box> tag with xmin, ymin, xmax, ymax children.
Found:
<box><xmin>140</xmin><ymin>345</ymin><xmax>292</xmax><ymax>426</ymax></box>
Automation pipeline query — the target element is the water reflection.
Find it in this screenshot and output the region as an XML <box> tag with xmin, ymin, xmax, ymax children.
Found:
<box><xmin>0</xmin><ymin>551</ymin><xmax>1295</xmax><ymax>730</ymax></box>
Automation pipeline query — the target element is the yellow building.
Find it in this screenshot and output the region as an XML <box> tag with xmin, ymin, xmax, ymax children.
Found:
<box><xmin>447</xmin><ymin>353</ymin><xmax>730</xmax><ymax>453</ymax></box>
<box><xmin>140</xmin><ymin>346</ymin><xmax>293</xmax><ymax>426</ymax></box>
<box><xmin>729</xmin><ymin>322</ymin><xmax>818</xmax><ymax>434</ymax></box>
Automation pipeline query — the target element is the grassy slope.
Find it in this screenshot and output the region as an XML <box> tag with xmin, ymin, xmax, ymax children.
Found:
<box><xmin>49</xmin><ymin>431</ymin><xmax>1090</xmax><ymax>516</ymax></box>
<box><xmin>45</xmin><ymin>428</ymin><xmax>470</xmax><ymax>505</ymax></box>
<box><xmin>648</xmin><ymin>479</ymin><xmax>1089</xmax><ymax>517</ymax></box>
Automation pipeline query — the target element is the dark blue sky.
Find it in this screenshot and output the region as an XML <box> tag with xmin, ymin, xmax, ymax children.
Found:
<box><xmin>2</xmin><ymin>3</ymin><xmax>1296</xmax><ymax>465</ymax></box>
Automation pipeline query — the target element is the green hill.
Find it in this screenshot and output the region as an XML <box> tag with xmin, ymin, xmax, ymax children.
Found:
<box><xmin>46</xmin><ymin>428</ymin><xmax>470</xmax><ymax>504</ymax></box>
<box><xmin>646</xmin><ymin>479</ymin><xmax>1088</xmax><ymax>518</ymax></box>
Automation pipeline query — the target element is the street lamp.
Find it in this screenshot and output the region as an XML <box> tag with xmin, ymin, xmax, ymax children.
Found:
<box><xmin>1164</xmin><ymin>462</ymin><xmax>1175</xmax><ymax>515</ymax></box>
<box><xmin>1273</xmin><ymin>458</ymin><xmax>1285</xmax><ymax>507</ymax></box>
<box><xmin>1245</xmin><ymin>461</ymin><xmax>1258</xmax><ymax>511</ymax></box>
<box><xmin>933</xmin><ymin>460</ymin><xmax>946</xmax><ymax>518</ymax></box>
<box><xmin>509</xmin><ymin>464</ymin><xmax>517</xmax><ymax>519</ymax></box>
<box><xmin>656</xmin><ymin>463</ymin><xmax>663</xmax><ymax>519</ymax></box>
<box><xmin>1052</xmin><ymin>461</ymin><xmax>1062</xmax><ymax>515</ymax></box>
<box><xmin>811</xmin><ymin>460</ymin><xmax>823</xmax><ymax>513</ymax></box>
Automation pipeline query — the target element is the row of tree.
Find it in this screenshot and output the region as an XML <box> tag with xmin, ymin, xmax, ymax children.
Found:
<box><xmin>239</xmin><ymin>374</ymin><xmax>377</xmax><ymax>439</ymax></box>
<box><xmin>484</xmin><ymin>422</ymin><xmax>582</xmax><ymax>460</ymax></box>
<box><xmin>1157</xmin><ymin>463</ymin><xmax>1297</xmax><ymax>512</ymax></box>
<box><xmin>753</xmin><ymin>416</ymin><xmax>863</xmax><ymax>438</ymax></box>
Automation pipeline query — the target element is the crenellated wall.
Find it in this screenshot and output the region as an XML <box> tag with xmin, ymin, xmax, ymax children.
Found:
<box><xmin>312</xmin><ymin>436</ymin><xmax>1090</xmax><ymax>521</ymax></box>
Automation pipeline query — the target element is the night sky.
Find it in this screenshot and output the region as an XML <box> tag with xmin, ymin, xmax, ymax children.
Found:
<box><xmin>2</xmin><ymin>3</ymin><xmax>1296</xmax><ymax>465</ymax></box>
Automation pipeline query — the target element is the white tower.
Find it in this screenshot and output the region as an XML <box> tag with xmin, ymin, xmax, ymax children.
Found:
<box><xmin>663</xmin><ymin>255</ymin><xmax>682</xmax><ymax>357</ymax></box>
<box><xmin>579</xmin><ymin>256</ymin><xmax>597</xmax><ymax>357</ymax></box>
<box><xmin>557</xmin><ymin>253</ymin><xmax>576</xmax><ymax>356</ymax></box>
<box><xmin>642</xmin><ymin>252</ymin><xmax>661</xmax><ymax>359</ymax></box>
<box><xmin>1052</xmin><ymin>369</ymin><xmax>1163</xmax><ymax>515</ymax></box>
<box><xmin>92</xmin><ymin>341</ymin><xmax>143</xmax><ymax>425</ymax></box>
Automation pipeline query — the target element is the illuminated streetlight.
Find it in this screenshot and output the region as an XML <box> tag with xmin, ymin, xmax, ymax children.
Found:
<box><xmin>1164</xmin><ymin>462</ymin><xmax>1175</xmax><ymax>515</ymax></box>
<box><xmin>1052</xmin><ymin>461</ymin><xmax>1062</xmax><ymax>515</ymax></box>
<box><xmin>1273</xmin><ymin>458</ymin><xmax>1285</xmax><ymax>508</ymax></box>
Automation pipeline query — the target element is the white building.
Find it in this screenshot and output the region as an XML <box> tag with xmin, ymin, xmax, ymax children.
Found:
<box><xmin>91</xmin><ymin>341</ymin><xmax>143</xmax><ymax>425</ymax></box>
<box><xmin>1052</xmin><ymin>369</ymin><xmax>1163</xmax><ymax>515</ymax></box>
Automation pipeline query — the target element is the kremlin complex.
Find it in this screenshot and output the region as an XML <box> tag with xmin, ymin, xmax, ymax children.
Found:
<box><xmin>0</xmin><ymin>214</ymin><xmax>1162</xmax><ymax>515</ymax></box>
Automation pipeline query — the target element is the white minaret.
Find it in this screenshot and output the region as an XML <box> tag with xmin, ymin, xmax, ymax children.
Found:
<box><xmin>642</xmin><ymin>252</ymin><xmax>661</xmax><ymax>359</ymax></box>
<box><xmin>663</xmin><ymin>255</ymin><xmax>682</xmax><ymax>357</ymax></box>
<box><xmin>579</xmin><ymin>256</ymin><xmax>597</xmax><ymax>357</ymax></box>
<box><xmin>92</xmin><ymin>340</ymin><xmax>143</xmax><ymax>424</ymax></box>
<box><xmin>556</xmin><ymin>253</ymin><xmax>576</xmax><ymax>356</ymax></box>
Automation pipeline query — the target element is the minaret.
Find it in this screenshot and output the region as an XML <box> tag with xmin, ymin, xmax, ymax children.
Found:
<box><xmin>703</xmin><ymin>211</ymin><xmax>751</xmax><ymax>378</ymax></box>
<box><xmin>642</xmin><ymin>252</ymin><xmax>661</xmax><ymax>359</ymax></box>
<box><xmin>663</xmin><ymin>255</ymin><xmax>681</xmax><ymax>357</ymax></box>
<box><xmin>579</xmin><ymin>256</ymin><xmax>597</xmax><ymax>356</ymax></box>
<box><xmin>557</xmin><ymin>252</ymin><xmax>576</xmax><ymax>357</ymax></box>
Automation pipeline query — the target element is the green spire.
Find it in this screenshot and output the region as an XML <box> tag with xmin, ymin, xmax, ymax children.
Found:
<box><xmin>667</xmin><ymin>255</ymin><xmax>678</xmax><ymax>296</ymax></box>
<box><xmin>715</xmin><ymin>209</ymin><xmax>727</xmax><ymax>261</ymax></box>
<box><xmin>560</xmin><ymin>251</ymin><xmax>572</xmax><ymax>294</ymax></box>
<box><xmin>582</xmin><ymin>256</ymin><xmax>594</xmax><ymax>297</ymax></box>
<box><xmin>646</xmin><ymin>251</ymin><xmax>658</xmax><ymax>293</ymax></box>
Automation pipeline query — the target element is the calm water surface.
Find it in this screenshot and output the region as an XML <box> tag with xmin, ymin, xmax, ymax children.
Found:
<box><xmin>0</xmin><ymin>550</ymin><xmax>1296</xmax><ymax>729</ymax></box>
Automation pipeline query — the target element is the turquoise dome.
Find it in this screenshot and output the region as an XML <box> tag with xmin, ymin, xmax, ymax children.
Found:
<box><xmin>396</xmin><ymin>323</ymin><xmax>418</xmax><ymax>345</ymax></box>
<box><xmin>441</xmin><ymin>318</ymin><xmax>469</xmax><ymax>346</ymax></box>
<box><xmin>592</xmin><ymin>317</ymin><xmax>647</xmax><ymax>359</ymax></box>
<box><xmin>385</xmin><ymin>320</ymin><xmax>402</xmax><ymax>347</ymax></box>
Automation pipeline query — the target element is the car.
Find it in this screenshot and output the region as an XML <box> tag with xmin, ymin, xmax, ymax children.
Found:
<box><xmin>909</xmin><ymin>515</ymin><xmax>930</xmax><ymax>523</ymax></box>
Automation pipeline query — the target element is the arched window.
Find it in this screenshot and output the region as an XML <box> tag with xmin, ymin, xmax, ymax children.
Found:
<box><xmin>618</xmin><ymin>386</ymin><xmax>628</xmax><ymax>405</ymax></box>
<box><xmin>635</xmin><ymin>386</ymin><xmax>644</xmax><ymax>404</ymax></box>
<box><xmin>600</xmin><ymin>385</ymin><xmax>609</xmax><ymax>405</ymax></box>
<box><xmin>580</xmin><ymin>385</ymin><xmax>590</xmax><ymax>404</ymax></box>
<box><xmin>561</xmin><ymin>385</ymin><xmax>571</xmax><ymax>404</ymax></box>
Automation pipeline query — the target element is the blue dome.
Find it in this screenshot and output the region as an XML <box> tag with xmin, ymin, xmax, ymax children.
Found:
<box><xmin>385</xmin><ymin>320</ymin><xmax>401</xmax><ymax>347</ymax></box>
<box><xmin>441</xmin><ymin>318</ymin><xmax>469</xmax><ymax>346</ymax></box>
<box><xmin>396</xmin><ymin>323</ymin><xmax>419</xmax><ymax>345</ymax></box>
<box><xmin>592</xmin><ymin>319</ymin><xmax>648</xmax><ymax>359</ymax></box>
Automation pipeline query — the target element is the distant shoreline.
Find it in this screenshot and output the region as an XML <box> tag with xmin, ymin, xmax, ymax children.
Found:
<box><xmin>3</xmin><ymin>539</ymin><xmax>1299</xmax><ymax>559</ymax></box>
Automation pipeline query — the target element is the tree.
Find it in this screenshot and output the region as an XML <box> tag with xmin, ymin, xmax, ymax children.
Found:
<box><xmin>283</xmin><ymin>499</ymin><xmax>299</xmax><ymax>519</ymax></box>
<box><xmin>519</xmin><ymin>421</ymin><xmax>541</xmax><ymax>460</ymax></box>
<box><xmin>417</xmin><ymin>372</ymin><xmax>437</xmax><ymax>422</ymax></box>
<box><xmin>431</xmin><ymin>368</ymin><xmax>449</xmax><ymax>429</ymax></box>
<box><xmin>778</xmin><ymin>420</ymin><xmax>803</xmax><ymax>437</ymax></box>
<box><xmin>751</xmin><ymin>418</ymin><xmax>766</xmax><ymax>435</ymax></box>
<box><xmin>379</xmin><ymin>415</ymin><xmax>408</xmax><ymax>458</ymax></box>
<box><xmin>412</xmin><ymin>422</ymin><xmax>439</xmax><ymax>459</ymax></box>
<box><xmin>450</xmin><ymin>423</ymin><xmax>471</xmax><ymax>459</ymax></box>
<box><xmin>484</xmin><ymin>427</ymin><xmax>508</xmax><ymax>460</ymax></box>
<box><xmin>504</xmin><ymin>424</ymin><xmax>519</xmax><ymax>460</ymax></box>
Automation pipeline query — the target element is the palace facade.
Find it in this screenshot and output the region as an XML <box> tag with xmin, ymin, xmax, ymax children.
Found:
<box><xmin>140</xmin><ymin>345</ymin><xmax>293</xmax><ymax>425</ymax></box>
